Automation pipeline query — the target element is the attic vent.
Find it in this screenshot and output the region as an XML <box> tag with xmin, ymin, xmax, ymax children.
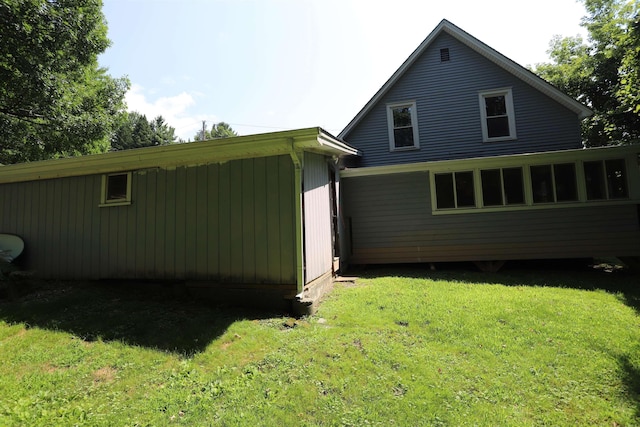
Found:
<box><xmin>440</xmin><ymin>48</ymin><xmax>450</xmax><ymax>62</ymax></box>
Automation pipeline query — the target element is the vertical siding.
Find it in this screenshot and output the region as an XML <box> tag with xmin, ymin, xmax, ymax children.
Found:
<box><xmin>343</xmin><ymin>173</ymin><xmax>640</xmax><ymax>263</ymax></box>
<box><xmin>0</xmin><ymin>155</ymin><xmax>297</xmax><ymax>285</ymax></box>
<box><xmin>345</xmin><ymin>33</ymin><xmax>583</xmax><ymax>168</ymax></box>
<box><xmin>303</xmin><ymin>152</ymin><xmax>333</xmax><ymax>282</ymax></box>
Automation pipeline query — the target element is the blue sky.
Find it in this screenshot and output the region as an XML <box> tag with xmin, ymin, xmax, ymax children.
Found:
<box><xmin>99</xmin><ymin>0</ymin><xmax>588</xmax><ymax>140</ymax></box>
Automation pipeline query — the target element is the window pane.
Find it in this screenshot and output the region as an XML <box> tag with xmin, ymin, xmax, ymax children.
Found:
<box><xmin>485</xmin><ymin>96</ymin><xmax>506</xmax><ymax>117</ymax></box>
<box><xmin>553</xmin><ymin>163</ymin><xmax>578</xmax><ymax>202</ymax></box>
<box><xmin>435</xmin><ymin>173</ymin><xmax>455</xmax><ymax>209</ymax></box>
<box><xmin>605</xmin><ymin>159</ymin><xmax>628</xmax><ymax>199</ymax></box>
<box><xmin>531</xmin><ymin>165</ymin><xmax>554</xmax><ymax>203</ymax></box>
<box><xmin>502</xmin><ymin>167</ymin><xmax>524</xmax><ymax>204</ymax></box>
<box><xmin>481</xmin><ymin>169</ymin><xmax>503</xmax><ymax>206</ymax></box>
<box><xmin>393</xmin><ymin>128</ymin><xmax>414</xmax><ymax>148</ymax></box>
<box><xmin>486</xmin><ymin>117</ymin><xmax>510</xmax><ymax>138</ymax></box>
<box><xmin>584</xmin><ymin>161</ymin><xmax>605</xmax><ymax>200</ymax></box>
<box><xmin>455</xmin><ymin>171</ymin><xmax>475</xmax><ymax>207</ymax></box>
<box><xmin>393</xmin><ymin>107</ymin><xmax>412</xmax><ymax>128</ymax></box>
<box><xmin>107</xmin><ymin>174</ymin><xmax>128</xmax><ymax>201</ymax></box>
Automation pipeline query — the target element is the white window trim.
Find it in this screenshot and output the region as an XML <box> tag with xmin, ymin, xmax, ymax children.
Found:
<box><xmin>478</xmin><ymin>88</ymin><xmax>517</xmax><ymax>142</ymax></box>
<box><xmin>99</xmin><ymin>172</ymin><xmax>132</xmax><ymax>207</ymax></box>
<box><xmin>429</xmin><ymin>157</ymin><xmax>634</xmax><ymax>215</ymax></box>
<box><xmin>433</xmin><ymin>170</ymin><xmax>477</xmax><ymax>209</ymax></box>
<box><xmin>387</xmin><ymin>101</ymin><xmax>420</xmax><ymax>151</ymax></box>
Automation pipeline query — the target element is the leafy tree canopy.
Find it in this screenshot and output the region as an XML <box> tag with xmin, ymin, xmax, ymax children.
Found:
<box><xmin>535</xmin><ymin>0</ymin><xmax>640</xmax><ymax>146</ymax></box>
<box><xmin>194</xmin><ymin>122</ymin><xmax>238</xmax><ymax>141</ymax></box>
<box><xmin>111</xmin><ymin>112</ymin><xmax>178</xmax><ymax>150</ymax></box>
<box><xmin>0</xmin><ymin>0</ymin><xmax>129</xmax><ymax>164</ymax></box>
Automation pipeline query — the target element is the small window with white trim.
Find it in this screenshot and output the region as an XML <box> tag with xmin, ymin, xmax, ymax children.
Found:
<box><xmin>100</xmin><ymin>172</ymin><xmax>132</xmax><ymax>206</ymax></box>
<box><xmin>584</xmin><ymin>159</ymin><xmax>628</xmax><ymax>200</ymax></box>
<box><xmin>481</xmin><ymin>167</ymin><xmax>525</xmax><ymax>206</ymax></box>
<box><xmin>479</xmin><ymin>88</ymin><xmax>516</xmax><ymax>142</ymax></box>
<box><xmin>387</xmin><ymin>101</ymin><xmax>419</xmax><ymax>151</ymax></box>
<box><xmin>530</xmin><ymin>163</ymin><xmax>578</xmax><ymax>204</ymax></box>
<box><xmin>434</xmin><ymin>171</ymin><xmax>476</xmax><ymax>209</ymax></box>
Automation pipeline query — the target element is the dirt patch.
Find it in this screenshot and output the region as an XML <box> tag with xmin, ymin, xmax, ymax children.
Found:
<box><xmin>92</xmin><ymin>366</ymin><xmax>117</xmax><ymax>384</ymax></box>
<box><xmin>334</xmin><ymin>276</ymin><xmax>359</xmax><ymax>287</ymax></box>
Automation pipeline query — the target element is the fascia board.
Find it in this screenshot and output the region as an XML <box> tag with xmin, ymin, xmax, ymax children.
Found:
<box><xmin>292</xmin><ymin>128</ymin><xmax>361</xmax><ymax>156</ymax></box>
<box><xmin>315</xmin><ymin>130</ymin><xmax>361</xmax><ymax>156</ymax></box>
<box><xmin>339</xmin><ymin>21</ymin><xmax>447</xmax><ymax>140</ymax></box>
<box><xmin>0</xmin><ymin>127</ymin><xmax>361</xmax><ymax>185</ymax></box>
<box><xmin>0</xmin><ymin>140</ymin><xmax>293</xmax><ymax>184</ymax></box>
<box><xmin>340</xmin><ymin>145</ymin><xmax>640</xmax><ymax>177</ymax></box>
<box><xmin>0</xmin><ymin>129</ymin><xmax>307</xmax><ymax>184</ymax></box>
<box><xmin>442</xmin><ymin>24</ymin><xmax>593</xmax><ymax>119</ymax></box>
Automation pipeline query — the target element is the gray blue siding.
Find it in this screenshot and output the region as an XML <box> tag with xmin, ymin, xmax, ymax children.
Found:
<box><xmin>303</xmin><ymin>152</ymin><xmax>333</xmax><ymax>283</ymax></box>
<box><xmin>345</xmin><ymin>33</ymin><xmax>583</xmax><ymax>167</ymax></box>
<box><xmin>343</xmin><ymin>173</ymin><xmax>640</xmax><ymax>264</ymax></box>
<box><xmin>0</xmin><ymin>155</ymin><xmax>297</xmax><ymax>285</ymax></box>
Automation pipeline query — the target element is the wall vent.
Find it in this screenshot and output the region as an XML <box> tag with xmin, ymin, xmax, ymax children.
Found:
<box><xmin>440</xmin><ymin>48</ymin><xmax>450</xmax><ymax>62</ymax></box>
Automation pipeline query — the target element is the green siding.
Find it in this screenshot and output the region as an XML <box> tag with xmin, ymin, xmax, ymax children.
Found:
<box><xmin>0</xmin><ymin>155</ymin><xmax>296</xmax><ymax>285</ymax></box>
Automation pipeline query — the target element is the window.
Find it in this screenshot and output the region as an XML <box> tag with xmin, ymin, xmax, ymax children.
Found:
<box><xmin>387</xmin><ymin>101</ymin><xmax>419</xmax><ymax>151</ymax></box>
<box><xmin>479</xmin><ymin>88</ymin><xmax>516</xmax><ymax>142</ymax></box>
<box><xmin>431</xmin><ymin>157</ymin><xmax>629</xmax><ymax>213</ymax></box>
<box><xmin>554</xmin><ymin>163</ymin><xmax>578</xmax><ymax>202</ymax></box>
<box><xmin>101</xmin><ymin>172</ymin><xmax>131</xmax><ymax>206</ymax></box>
<box><xmin>434</xmin><ymin>171</ymin><xmax>475</xmax><ymax>209</ymax></box>
<box><xmin>530</xmin><ymin>163</ymin><xmax>577</xmax><ymax>204</ymax></box>
<box><xmin>481</xmin><ymin>167</ymin><xmax>525</xmax><ymax>206</ymax></box>
<box><xmin>584</xmin><ymin>159</ymin><xmax>628</xmax><ymax>200</ymax></box>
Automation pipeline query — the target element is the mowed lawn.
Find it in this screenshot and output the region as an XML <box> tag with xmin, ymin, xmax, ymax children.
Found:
<box><xmin>0</xmin><ymin>263</ymin><xmax>638</xmax><ymax>426</ymax></box>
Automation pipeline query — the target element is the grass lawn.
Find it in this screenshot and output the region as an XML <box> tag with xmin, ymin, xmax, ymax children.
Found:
<box><xmin>0</xmin><ymin>263</ymin><xmax>639</xmax><ymax>426</ymax></box>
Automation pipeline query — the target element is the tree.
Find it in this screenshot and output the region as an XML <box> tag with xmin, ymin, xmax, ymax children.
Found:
<box><xmin>0</xmin><ymin>0</ymin><xmax>129</xmax><ymax>164</ymax></box>
<box><xmin>150</xmin><ymin>116</ymin><xmax>179</xmax><ymax>146</ymax></box>
<box><xmin>194</xmin><ymin>122</ymin><xmax>238</xmax><ymax>141</ymax></box>
<box><xmin>535</xmin><ymin>0</ymin><xmax>640</xmax><ymax>146</ymax></box>
<box><xmin>111</xmin><ymin>112</ymin><xmax>177</xmax><ymax>151</ymax></box>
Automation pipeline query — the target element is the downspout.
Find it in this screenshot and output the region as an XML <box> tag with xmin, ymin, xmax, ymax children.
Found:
<box><xmin>288</xmin><ymin>138</ymin><xmax>305</xmax><ymax>296</ymax></box>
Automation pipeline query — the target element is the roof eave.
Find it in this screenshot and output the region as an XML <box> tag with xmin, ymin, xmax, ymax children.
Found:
<box><xmin>0</xmin><ymin>127</ymin><xmax>360</xmax><ymax>185</ymax></box>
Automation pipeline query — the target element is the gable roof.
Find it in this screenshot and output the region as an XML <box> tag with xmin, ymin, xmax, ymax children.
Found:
<box><xmin>339</xmin><ymin>19</ymin><xmax>592</xmax><ymax>139</ymax></box>
<box><xmin>0</xmin><ymin>127</ymin><xmax>359</xmax><ymax>185</ymax></box>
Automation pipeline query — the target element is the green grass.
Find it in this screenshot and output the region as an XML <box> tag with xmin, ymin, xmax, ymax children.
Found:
<box><xmin>0</xmin><ymin>264</ymin><xmax>639</xmax><ymax>426</ymax></box>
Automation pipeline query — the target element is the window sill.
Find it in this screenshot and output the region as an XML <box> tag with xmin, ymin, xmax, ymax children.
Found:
<box><xmin>431</xmin><ymin>198</ymin><xmax>638</xmax><ymax>215</ymax></box>
<box><xmin>483</xmin><ymin>136</ymin><xmax>517</xmax><ymax>143</ymax></box>
<box><xmin>390</xmin><ymin>146</ymin><xmax>420</xmax><ymax>152</ymax></box>
<box><xmin>99</xmin><ymin>200</ymin><xmax>132</xmax><ymax>208</ymax></box>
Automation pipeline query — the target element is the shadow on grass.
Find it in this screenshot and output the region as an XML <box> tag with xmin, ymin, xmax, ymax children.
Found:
<box><xmin>346</xmin><ymin>259</ymin><xmax>640</xmax><ymax>313</ymax></box>
<box><xmin>0</xmin><ymin>280</ymin><xmax>279</xmax><ymax>357</ymax></box>
<box><xmin>618</xmin><ymin>354</ymin><xmax>640</xmax><ymax>422</ymax></box>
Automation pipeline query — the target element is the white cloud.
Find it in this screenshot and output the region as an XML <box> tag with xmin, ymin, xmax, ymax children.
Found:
<box><xmin>125</xmin><ymin>84</ymin><xmax>209</xmax><ymax>140</ymax></box>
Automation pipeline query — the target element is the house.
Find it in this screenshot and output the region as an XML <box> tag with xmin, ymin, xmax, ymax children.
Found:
<box><xmin>338</xmin><ymin>19</ymin><xmax>640</xmax><ymax>270</ymax></box>
<box><xmin>1</xmin><ymin>20</ymin><xmax>639</xmax><ymax>313</ymax></box>
<box><xmin>0</xmin><ymin>128</ymin><xmax>358</xmax><ymax>311</ymax></box>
